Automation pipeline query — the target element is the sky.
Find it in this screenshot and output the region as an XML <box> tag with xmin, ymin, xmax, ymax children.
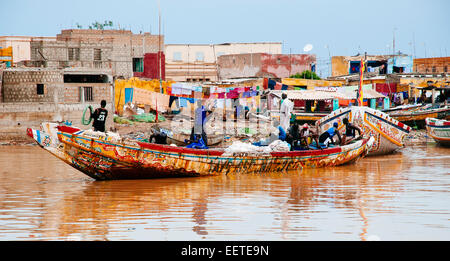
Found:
<box><xmin>1</xmin><ymin>0</ymin><xmax>449</xmax><ymax>77</ymax></box>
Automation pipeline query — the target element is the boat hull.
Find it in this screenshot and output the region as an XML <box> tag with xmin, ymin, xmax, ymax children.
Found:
<box><xmin>27</xmin><ymin>123</ymin><xmax>374</xmax><ymax>180</ymax></box>
<box><xmin>389</xmin><ymin>106</ymin><xmax>450</xmax><ymax>128</ymax></box>
<box><xmin>316</xmin><ymin>106</ymin><xmax>411</xmax><ymax>156</ymax></box>
<box><xmin>425</xmin><ymin>118</ymin><xmax>450</xmax><ymax>147</ymax></box>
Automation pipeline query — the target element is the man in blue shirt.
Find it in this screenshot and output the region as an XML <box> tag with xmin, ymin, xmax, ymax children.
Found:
<box><xmin>318</xmin><ymin>122</ymin><xmax>342</xmax><ymax>147</ymax></box>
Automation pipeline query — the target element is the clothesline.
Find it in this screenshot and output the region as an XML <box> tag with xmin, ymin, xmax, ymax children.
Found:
<box><xmin>167</xmin><ymin>83</ymin><xmax>262</xmax><ymax>100</ymax></box>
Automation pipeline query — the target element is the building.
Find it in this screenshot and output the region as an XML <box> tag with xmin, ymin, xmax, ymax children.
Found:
<box><xmin>0</xmin><ymin>36</ymin><xmax>56</xmax><ymax>66</ymax></box>
<box><xmin>132</xmin><ymin>52</ymin><xmax>165</xmax><ymax>80</ymax></box>
<box><xmin>413</xmin><ymin>57</ymin><xmax>450</xmax><ymax>73</ymax></box>
<box><xmin>165</xmin><ymin>42</ymin><xmax>282</xmax><ymax>82</ymax></box>
<box><xmin>331</xmin><ymin>54</ymin><xmax>413</xmax><ymax>77</ymax></box>
<box><xmin>30</xmin><ymin>29</ymin><xmax>164</xmax><ymax>78</ymax></box>
<box><xmin>0</xmin><ymin>67</ymin><xmax>114</xmax><ymax>140</ymax></box>
<box><xmin>217</xmin><ymin>53</ymin><xmax>316</xmax><ymax>80</ymax></box>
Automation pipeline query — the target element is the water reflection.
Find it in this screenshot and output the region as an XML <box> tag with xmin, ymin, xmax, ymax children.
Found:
<box><xmin>0</xmin><ymin>144</ymin><xmax>448</xmax><ymax>240</ymax></box>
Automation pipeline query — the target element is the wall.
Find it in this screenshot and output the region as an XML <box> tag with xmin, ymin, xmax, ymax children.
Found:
<box><xmin>331</xmin><ymin>54</ymin><xmax>403</xmax><ymax>76</ymax></box>
<box><xmin>0</xmin><ymin>102</ymin><xmax>113</xmax><ymax>141</ymax></box>
<box><xmin>133</xmin><ymin>52</ymin><xmax>165</xmax><ymax>80</ymax></box>
<box><xmin>2</xmin><ymin>69</ymin><xmax>64</xmax><ymax>103</ymax></box>
<box><xmin>413</xmin><ymin>57</ymin><xmax>450</xmax><ymax>73</ymax></box>
<box><xmin>261</xmin><ymin>54</ymin><xmax>315</xmax><ymax>79</ymax></box>
<box><xmin>30</xmin><ymin>29</ymin><xmax>163</xmax><ymax>78</ymax></box>
<box><xmin>387</xmin><ymin>56</ymin><xmax>413</xmax><ymax>73</ymax></box>
<box><xmin>217</xmin><ymin>53</ymin><xmax>262</xmax><ymax>79</ymax></box>
<box><xmin>165</xmin><ymin>42</ymin><xmax>282</xmax><ymax>82</ymax></box>
<box><xmin>0</xmin><ymin>36</ymin><xmax>56</xmax><ymax>64</ymax></box>
<box><xmin>331</xmin><ymin>56</ymin><xmax>348</xmax><ymax>77</ymax></box>
<box><xmin>217</xmin><ymin>53</ymin><xmax>316</xmax><ymax>79</ymax></box>
<box><xmin>0</xmin><ymin>68</ymin><xmax>114</xmax><ymax>141</ymax></box>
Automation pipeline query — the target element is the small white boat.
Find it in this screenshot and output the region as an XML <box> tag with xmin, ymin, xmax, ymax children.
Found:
<box><xmin>425</xmin><ymin>118</ymin><xmax>450</xmax><ymax>147</ymax></box>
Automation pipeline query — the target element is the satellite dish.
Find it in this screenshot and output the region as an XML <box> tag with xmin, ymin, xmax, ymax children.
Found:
<box><xmin>303</xmin><ymin>44</ymin><xmax>313</xmax><ymax>52</ymax></box>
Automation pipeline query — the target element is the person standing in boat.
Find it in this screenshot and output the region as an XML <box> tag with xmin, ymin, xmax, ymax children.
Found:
<box><xmin>280</xmin><ymin>93</ymin><xmax>294</xmax><ymax>131</ymax></box>
<box><xmin>91</xmin><ymin>100</ymin><xmax>108</xmax><ymax>132</ymax></box>
<box><xmin>342</xmin><ymin>118</ymin><xmax>362</xmax><ymax>145</ymax></box>
<box><xmin>318</xmin><ymin>122</ymin><xmax>342</xmax><ymax>148</ymax></box>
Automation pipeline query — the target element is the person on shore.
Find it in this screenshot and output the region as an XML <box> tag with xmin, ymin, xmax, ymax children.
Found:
<box><xmin>280</xmin><ymin>93</ymin><xmax>293</xmax><ymax>131</ymax></box>
<box><xmin>318</xmin><ymin>122</ymin><xmax>341</xmax><ymax>148</ymax></box>
<box><xmin>91</xmin><ymin>100</ymin><xmax>108</xmax><ymax>132</ymax></box>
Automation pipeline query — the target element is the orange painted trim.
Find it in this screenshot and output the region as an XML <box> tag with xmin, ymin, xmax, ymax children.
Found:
<box><xmin>364</xmin><ymin>113</ymin><xmax>403</xmax><ymax>147</ymax></box>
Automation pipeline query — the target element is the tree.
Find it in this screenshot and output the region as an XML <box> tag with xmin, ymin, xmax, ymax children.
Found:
<box><xmin>290</xmin><ymin>70</ymin><xmax>321</xmax><ymax>80</ymax></box>
<box><xmin>77</xmin><ymin>21</ymin><xmax>114</xmax><ymax>30</ymax></box>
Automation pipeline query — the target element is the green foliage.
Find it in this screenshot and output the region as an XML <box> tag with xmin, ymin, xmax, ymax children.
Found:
<box><xmin>290</xmin><ymin>70</ymin><xmax>321</xmax><ymax>80</ymax></box>
<box><xmin>77</xmin><ymin>21</ymin><xmax>114</xmax><ymax>30</ymax></box>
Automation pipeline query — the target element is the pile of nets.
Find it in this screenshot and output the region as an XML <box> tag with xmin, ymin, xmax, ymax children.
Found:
<box><xmin>223</xmin><ymin>140</ymin><xmax>290</xmax><ymax>156</ymax></box>
<box><xmin>114</xmin><ymin>115</ymin><xmax>134</xmax><ymax>125</ymax></box>
<box><xmin>131</xmin><ymin>113</ymin><xmax>166</xmax><ymax>123</ymax></box>
<box><xmin>113</xmin><ymin>113</ymin><xmax>166</xmax><ymax>124</ymax></box>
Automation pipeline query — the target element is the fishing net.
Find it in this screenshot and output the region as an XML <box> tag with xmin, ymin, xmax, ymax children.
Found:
<box><xmin>113</xmin><ymin>115</ymin><xmax>134</xmax><ymax>125</ymax></box>
<box><xmin>131</xmin><ymin>113</ymin><xmax>166</xmax><ymax>123</ymax></box>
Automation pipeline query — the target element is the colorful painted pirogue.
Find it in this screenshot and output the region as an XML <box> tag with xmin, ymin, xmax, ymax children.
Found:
<box><xmin>388</xmin><ymin>105</ymin><xmax>450</xmax><ymax>128</ymax></box>
<box><xmin>425</xmin><ymin>118</ymin><xmax>450</xmax><ymax>147</ymax></box>
<box><xmin>316</xmin><ymin>106</ymin><xmax>411</xmax><ymax>156</ymax></box>
<box><xmin>27</xmin><ymin>122</ymin><xmax>374</xmax><ymax>180</ymax></box>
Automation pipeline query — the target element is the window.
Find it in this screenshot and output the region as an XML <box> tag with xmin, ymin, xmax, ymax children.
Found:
<box><xmin>432</xmin><ymin>66</ymin><xmax>436</xmax><ymax>73</ymax></box>
<box><xmin>133</xmin><ymin>58</ymin><xmax>144</xmax><ymax>72</ymax></box>
<box><xmin>94</xmin><ymin>49</ymin><xmax>101</xmax><ymax>61</ymax></box>
<box><xmin>195</xmin><ymin>52</ymin><xmax>204</xmax><ymax>62</ymax></box>
<box><xmin>68</xmin><ymin>48</ymin><xmax>80</xmax><ymax>61</ymax></box>
<box><xmin>37</xmin><ymin>84</ymin><xmax>44</xmax><ymax>95</ymax></box>
<box><xmin>444</xmin><ymin>66</ymin><xmax>448</xmax><ymax>72</ymax></box>
<box><xmin>79</xmin><ymin>87</ymin><xmax>93</xmax><ymax>102</ymax></box>
<box><xmin>173</xmin><ymin>52</ymin><xmax>182</xmax><ymax>61</ymax></box>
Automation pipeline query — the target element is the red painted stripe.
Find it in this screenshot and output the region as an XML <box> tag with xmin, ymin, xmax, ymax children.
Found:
<box><xmin>137</xmin><ymin>141</ymin><xmax>225</xmax><ymax>156</ymax></box>
<box><xmin>427</xmin><ymin>121</ymin><xmax>450</xmax><ymax>126</ymax></box>
<box><xmin>57</xmin><ymin>125</ymin><xmax>81</xmax><ymax>134</ymax></box>
<box><xmin>270</xmin><ymin>147</ymin><xmax>342</xmax><ymax>157</ymax></box>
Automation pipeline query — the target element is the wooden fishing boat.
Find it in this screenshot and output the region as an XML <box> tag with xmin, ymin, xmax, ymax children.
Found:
<box><xmin>388</xmin><ymin>105</ymin><xmax>450</xmax><ymax>128</ymax></box>
<box><xmin>161</xmin><ymin>128</ymin><xmax>224</xmax><ymax>146</ymax></box>
<box><xmin>425</xmin><ymin>118</ymin><xmax>450</xmax><ymax>146</ymax></box>
<box><xmin>293</xmin><ymin>112</ymin><xmax>330</xmax><ymax>123</ymax></box>
<box><xmin>316</xmin><ymin>106</ymin><xmax>411</xmax><ymax>156</ymax></box>
<box><xmin>27</xmin><ymin>122</ymin><xmax>374</xmax><ymax>180</ymax></box>
<box><xmin>382</xmin><ymin>104</ymin><xmax>424</xmax><ymax>113</ymax></box>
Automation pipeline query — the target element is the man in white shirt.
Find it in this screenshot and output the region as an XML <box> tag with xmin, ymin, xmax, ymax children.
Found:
<box><xmin>279</xmin><ymin>93</ymin><xmax>293</xmax><ymax>131</ymax></box>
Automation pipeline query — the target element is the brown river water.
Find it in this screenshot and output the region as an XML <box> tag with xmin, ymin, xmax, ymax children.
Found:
<box><xmin>0</xmin><ymin>144</ymin><xmax>448</xmax><ymax>241</ymax></box>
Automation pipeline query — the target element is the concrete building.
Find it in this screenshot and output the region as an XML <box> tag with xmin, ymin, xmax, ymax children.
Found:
<box><xmin>0</xmin><ymin>36</ymin><xmax>56</xmax><ymax>65</ymax></box>
<box><xmin>0</xmin><ymin>67</ymin><xmax>114</xmax><ymax>141</ymax></box>
<box><xmin>413</xmin><ymin>57</ymin><xmax>450</xmax><ymax>73</ymax></box>
<box><xmin>331</xmin><ymin>54</ymin><xmax>413</xmax><ymax>77</ymax></box>
<box><xmin>30</xmin><ymin>29</ymin><xmax>164</xmax><ymax>78</ymax></box>
<box><xmin>165</xmin><ymin>42</ymin><xmax>282</xmax><ymax>82</ymax></box>
<box><xmin>217</xmin><ymin>53</ymin><xmax>316</xmax><ymax>80</ymax></box>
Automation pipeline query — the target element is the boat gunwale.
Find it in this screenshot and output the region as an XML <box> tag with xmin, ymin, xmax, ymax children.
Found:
<box><xmin>56</xmin><ymin>128</ymin><xmax>369</xmax><ymax>160</ymax></box>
